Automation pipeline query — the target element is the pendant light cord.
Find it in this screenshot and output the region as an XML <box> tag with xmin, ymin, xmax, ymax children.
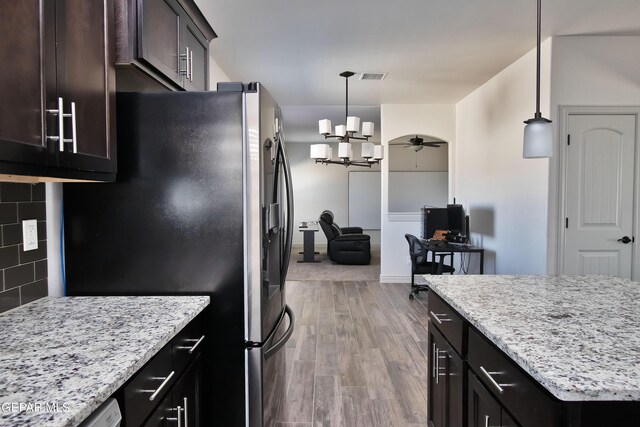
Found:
<box><xmin>535</xmin><ymin>0</ymin><xmax>542</xmax><ymax>118</ymax></box>
<box><xmin>345</xmin><ymin>75</ymin><xmax>349</xmax><ymax>123</ymax></box>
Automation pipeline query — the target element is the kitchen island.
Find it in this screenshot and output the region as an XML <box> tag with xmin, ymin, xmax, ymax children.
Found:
<box><xmin>0</xmin><ymin>296</ymin><xmax>209</xmax><ymax>427</ymax></box>
<box><xmin>424</xmin><ymin>275</ymin><xmax>640</xmax><ymax>427</ymax></box>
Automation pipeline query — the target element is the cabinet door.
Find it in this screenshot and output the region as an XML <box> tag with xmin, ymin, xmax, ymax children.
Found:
<box><xmin>142</xmin><ymin>392</ymin><xmax>177</xmax><ymax>427</ymax></box>
<box><xmin>173</xmin><ymin>353</ymin><xmax>202</xmax><ymax>427</ymax></box>
<box><xmin>182</xmin><ymin>16</ymin><xmax>208</xmax><ymax>91</ymax></box>
<box><xmin>139</xmin><ymin>0</ymin><xmax>184</xmax><ymax>87</ymax></box>
<box><xmin>428</xmin><ymin>330</ymin><xmax>446</xmax><ymax>427</ymax></box>
<box><xmin>444</xmin><ymin>342</ymin><xmax>464</xmax><ymax>427</ymax></box>
<box><xmin>429</xmin><ymin>326</ymin><xmax>464</xmax><ymax>427</ymax></box>
<box><xmin>55</xmin><ymin>0</ymin><xmax>116</xmax><ymax>174</ymax></box>
<box><xmin>0</xmin><ymin>0</ymin><xmax>56</xmax><ymax>167</ymax></box>
<box><xmin>468</xmin><ymin>372</ymin><xmax>502</xmax><ymax>427</ymax></box>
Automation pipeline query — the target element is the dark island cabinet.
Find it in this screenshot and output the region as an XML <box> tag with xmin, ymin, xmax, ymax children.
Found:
<box><xmin>428</xmin><ymin>291</ymin><xmax>640</xmax><ymax>427</ymax></box>
<box><xmin>115</xmin><ymin>0</ymin><xmax>215</xmax><ymax>91</ymax></box>
<box><xmin>0</xmin><ymin>0</ymin><xmax>116</xmax><ymax>181</ymax></box>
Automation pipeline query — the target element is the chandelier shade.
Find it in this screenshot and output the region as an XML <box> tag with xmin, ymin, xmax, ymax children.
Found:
<box><xmin>319</xmin><ymin>119</ymin><xmax>332</xmax><ymax>135</ymax></box>
<box><xmin>338</xmin><ymin>143</ymin><xmax>353</xmax><ymax>159</ymax></box>
<box><xmin>361</xmin><ymin>142</ymin><xmax>374</xmax><ymax>159</ymax></box>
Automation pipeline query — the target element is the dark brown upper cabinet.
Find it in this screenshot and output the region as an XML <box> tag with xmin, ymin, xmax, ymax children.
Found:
<box><xmin>115</xmin><ymin>0</ymin><xmax>216</xmax><ymax>92</ymax></box>
<box><xmin>56</xmin><ymin>0</ymin><xmax>117</xmax><ymax>176</ymax></box>
<box><xmin>0</xmin><ymin>0</ymin><xmax>116</xmax><ymax>182</ymax></box>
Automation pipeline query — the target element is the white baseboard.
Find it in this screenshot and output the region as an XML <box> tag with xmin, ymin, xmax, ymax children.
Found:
<box><xmin>379</xmin><ymin>275</ymin><xmax>412</xmax><ymax>284</ymax></box>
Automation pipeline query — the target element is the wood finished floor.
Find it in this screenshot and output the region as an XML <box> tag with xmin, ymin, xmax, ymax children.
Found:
<box><xmin>278</xmin><ymin>280</ymin><xmax>429</xmax><ymax>427</ymax></box>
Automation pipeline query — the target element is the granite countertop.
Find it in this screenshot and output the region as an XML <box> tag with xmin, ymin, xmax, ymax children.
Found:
<box><xmin>424</xmin><ymin>275</ymin><xmax>640</xmax><ymax>401</ymax></box>
<box><xmin>0</xmin><ymin>296</ymin><xmax>210</xmax><ymax>427</ymax></box>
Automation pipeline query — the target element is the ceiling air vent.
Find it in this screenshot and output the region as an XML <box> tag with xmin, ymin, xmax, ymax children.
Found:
<box><xmin>359</xmin><ymin>72</ymin><xmax>388</xmax><ymax>81</ymax></box>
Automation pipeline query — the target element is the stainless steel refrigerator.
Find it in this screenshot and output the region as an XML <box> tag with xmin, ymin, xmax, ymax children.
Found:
<box><xmin>64</xmin><ymin>83</ymin><xmax>294</xmax><ymax>427</ymax></box>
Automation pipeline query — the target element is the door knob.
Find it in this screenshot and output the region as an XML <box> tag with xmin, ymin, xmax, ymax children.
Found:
<box><xmin>618</xmin><ymin>236</ymin><xmax>633</xmax><ymax>244</ymax></box>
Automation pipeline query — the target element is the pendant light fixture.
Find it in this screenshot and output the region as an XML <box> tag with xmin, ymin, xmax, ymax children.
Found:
<box><xmin>310</xmin><ymin>71</ymin><xmax>383</xmax><ymax>167</ymax></box>
<box><xmin>523</xmin><ymin>0</ymin><xmax>552</xmax><ymax>158</ymax></box>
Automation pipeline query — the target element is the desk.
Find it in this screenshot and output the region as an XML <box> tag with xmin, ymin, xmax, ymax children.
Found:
<box><xmin>421</xmin><ymin>240</ymin><xmax>484</xmax><ymax>274</ymax></box>
<box><xmin>298</xmin><ymin>224</ymin><xmax>320</xmax><ymax>263</ymax></box>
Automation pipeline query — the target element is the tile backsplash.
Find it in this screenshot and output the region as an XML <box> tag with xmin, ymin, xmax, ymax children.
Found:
<box><xmin>0</xmin><ymin>183</ymin><xmax>47</xmax><ymax>314</ymax></box>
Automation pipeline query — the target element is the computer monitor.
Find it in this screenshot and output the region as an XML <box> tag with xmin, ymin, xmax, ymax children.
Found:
<box><xmin>421</xmin><ymin>207</ymin><xmax>448</xmax><ymax>239</ymax></box>
<box><xmin>447</xmin><ymin>204</ymin><xmax>466</xmax><ymax>235</ymax></box>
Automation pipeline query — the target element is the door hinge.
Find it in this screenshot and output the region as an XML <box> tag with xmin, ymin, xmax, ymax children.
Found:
<box><xmin>565</xmin><ymin>218</ymin><xmax>569</xmax><ymax>229</ymax></box>
<box><xmin>567</xmin><ymin>134</ymin><xmax>571</xmax><ymax>146</ymax></box>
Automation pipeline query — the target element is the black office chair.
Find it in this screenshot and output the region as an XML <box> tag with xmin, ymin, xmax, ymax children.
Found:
<box><xmin>405</xmin><ymin>234</ymin><xmax>454</xmax><ymax>300</ymax></box>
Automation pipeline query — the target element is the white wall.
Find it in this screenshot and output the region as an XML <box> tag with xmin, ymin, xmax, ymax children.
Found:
<box><xmin>288</xmin><ymin>142</ymin><xmax>381</xmax><ymax>246</ymax></box>
<box><xmin>388</xmin><ymin>143</ymin><xmax>448</xmax><ymax>172</ymax></box>
<box><xmin>46</xmin><ymin>183</ymin><xmax>64</xmax><ymax>296</ymax></box>
<box><xmin>208</xmin><ymin>47</ymin><xmax>231</xmax><ymax>89</ymax></box>
<box><xmin>380</xmin><ymin>104</ymin><xmax>456</xmax><ymax>282</ymax></box>
<box><xmin>454</xmin><ymin>39</ymin><xmax>552</xmax><ymax>275</ymax></box>
<box><xmin>546</xmin><ymin>36</ymin><xmax>640</xmax><ymax>273</ymax></box>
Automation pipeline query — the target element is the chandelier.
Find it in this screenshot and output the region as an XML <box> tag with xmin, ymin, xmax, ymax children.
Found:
<box><xmin>310</xmin><ymin>71</ymin><xmax>383</xmax><ymax>168</ymax></box>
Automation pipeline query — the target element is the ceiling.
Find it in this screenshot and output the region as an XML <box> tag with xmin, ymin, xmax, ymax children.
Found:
<box><xmin>195</xmin><ymin>0</ymin><xmax>640</xmax><ymax>142</ymax></box>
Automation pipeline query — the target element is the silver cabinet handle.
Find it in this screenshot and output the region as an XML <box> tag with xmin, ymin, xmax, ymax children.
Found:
<box><xmin>148</xmin><ymin>370</ymin><xmax>175</xmax><ymax>401</ymax></box>
<box><xmin>435</xmin><ymin>345</ymin><xmax>440</xmax><ymax>384</ymax></box>
<box><xmin>176</xmin><ymin>405</ymin><xmax>182</xmax><ymax>427</ymax></box>
<box><xmin>180</xmin><ymin>47</ymin><xmax>190</xmax><ymax>79</ymax></box>
<box><xmin>431</xmin><ymin>342</ymin><xmax>436</xmax><ymax>378</ymax></box>
<box><xmin>61</xmin><ymin>101</ymin><xmax>73</xmax><ymax>150</ymax></box>
<box><xmin>183</xmin><ymin>397</ymin><xmax>189</xmax><ymax>427</ymax></box>
<box><xmin>46</xmin><ymin>97</ymin><xmax>65</xmax><ymax>151</ymax></box>
<box><xmin>479</xmin><ymin>366</ymin><xmax>509</xmax><ymax>394</ymax></box>
<box><xmin>430</xmin><ymin>311</ymin><xmax>452</xmax><ymax>324</ymax></box>
<box><xmin>186</xmin><ymin>47</ymin><xmax>191</xmax><ymax>80</ymax></box>
<box><xmin>187</xmin><ymin>335</ymin><xmax>205</xmax><ymax>354</ymax></box>
<box><xmin>70</xmin><ymin>101</ymin><xmax>77</xmax><ymax>153</ymax></box>
<box><xmin>436</xmin><ymin>349</ymin><xmax>447</xmax><ymax>384</ymax></box>
<box><xmin>484</xmin><ymin>414</ymin><xmax>490</xmax><ymax>427</ymax></box>
<box><xmin>189</xmin><ymin>49</ymin><xmax>193</xmax><ymax>82</ymax></box>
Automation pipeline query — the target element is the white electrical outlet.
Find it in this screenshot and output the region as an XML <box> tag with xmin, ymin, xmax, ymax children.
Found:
<box><xmin>22</xmin><ymin>219</ymin><xmax>38</xmax><ymax>251</ymax></box>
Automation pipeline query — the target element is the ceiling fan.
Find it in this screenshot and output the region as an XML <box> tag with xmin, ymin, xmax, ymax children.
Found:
<box><xmin>391</xmin><ymin>135</ymin><xmax>447</xmax><ymax>152</ymax></box>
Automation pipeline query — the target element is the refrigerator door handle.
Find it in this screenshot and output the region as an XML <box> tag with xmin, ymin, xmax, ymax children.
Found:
<box><xmin>264</xmin><ymin>305</ymin><xmax>295</xmax><ymax>361</ymax></box>
<box><xmin>278</xmin><ymin>133</ymin><xmax>294</xmax><ymax>283</ymax></box>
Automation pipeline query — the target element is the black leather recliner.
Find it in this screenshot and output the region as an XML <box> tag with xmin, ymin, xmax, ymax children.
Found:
<box><xmin>319</xmin><ymin>210</ymin><xmax>371</xmax><ymax>265</ymax></box>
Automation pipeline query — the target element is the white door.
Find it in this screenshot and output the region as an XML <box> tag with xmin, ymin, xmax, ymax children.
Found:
<box><xmin>563</xmin><ymin>114</ymin><xmax>637</xmax><ymax>278</ymax></box>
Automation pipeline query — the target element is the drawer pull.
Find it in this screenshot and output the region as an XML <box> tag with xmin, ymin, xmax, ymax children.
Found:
<box><xmin>187</xmin><ymin>335</ymin><xmax>205</xmax><ymax>354</ymax></box>
<box><xmin>484</xmin><ymin>415</ymin><xmax>490</xmax><ymax>427</ymax></box>
<box><xmin>479</xmin><ymin>366</ymin><xmax>511</xmax><ymax>394</ymax></box>
<box><xmin>146</xmin><ymin>370</ymin><xmax>175</xmax><ymax>401</ymax></box>
<box><xmin>183</xmin><ymin>397</ymin><xmax>189</xmax><ymax>427</ymax></box>
<box><xmin>177</xmin><ymin>405</ymin><xmax>183</xmax><ymax>427</ymax></box>
<box><xmin>430</xmin><ymin>311</ymin><xmax>452</xmax><ymax>324</ymax></box>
